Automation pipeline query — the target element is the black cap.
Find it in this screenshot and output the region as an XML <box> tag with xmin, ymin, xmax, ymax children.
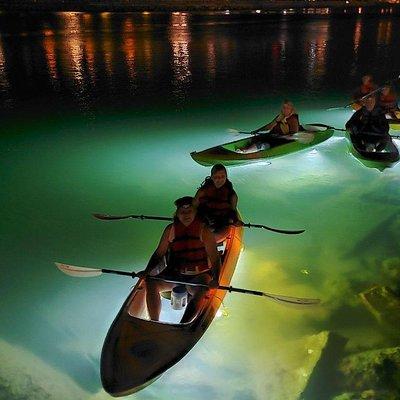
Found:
<box><xmin>174</xmin><ymin>196</ymin><xmax>194</xmax><ymax>209</ymax></box>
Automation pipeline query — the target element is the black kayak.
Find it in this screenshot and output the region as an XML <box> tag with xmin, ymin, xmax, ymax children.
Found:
<box><xmin>346</xmin><ymin>129</ymin><xmax>400</xmax><ymax>170</ymax></box>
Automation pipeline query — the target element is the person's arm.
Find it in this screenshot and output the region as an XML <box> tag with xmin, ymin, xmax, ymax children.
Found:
<box><xmin>202</xmin><ymin>226</ymin><xmax>221</xmax><ymax>283</ymax></box>
<box><xmin>193</xmin><ymin>188</ymin><xmax>204</xmax><ymax>208</ymax></box>
<box><xmin>140</xmin><ymin>224</ymin><xmax>172</xmax><ymax>275</ymax></box>
<box><xmin>288</xmin><ymin>114</ymin><xmax>300</xmax><ymax>134</ymax></box>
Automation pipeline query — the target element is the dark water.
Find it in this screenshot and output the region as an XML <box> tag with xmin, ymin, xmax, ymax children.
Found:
<box><xmin>1</xmin><ymin>12</ymin><xmax>400</xmax><ymax>400</ymax></box>
<box><xmin>1</xmin><ymin>12</ymin><xmax>400</xmax><ymax>117</ymax></box>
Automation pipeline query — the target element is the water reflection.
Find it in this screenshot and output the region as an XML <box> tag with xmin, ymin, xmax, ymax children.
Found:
<box><xmin>0</xmin><ymin>13</ymin><xmax>399</xmax><ymax>115</ymax></box>
<box><xmin>304</xmin><ymin>20</ymin><xmax>330</xmax><ymax>87</ymax></box>
<box><xmin>42</xmin><ymin>28</ymin><xmax>58</xmax><ymax>82</ymax></box>
<box><xmin>0</xmin><ymin>35</ymin><xmax>10</xmax><ymax>93</ymax></box>
<box><xmin>377</xmin><ymin>20</ymin><xmax>392</xmax><ymax>45</ymax></box>
<box><xmin>60</xmin><ymin>12</ymin><xmax>85</xmax><ymax>83</ymax></box>
<box><xmin>169</xmin><ymin>13</ymin><xmax>191</xmax><ymax>103</ymax></box>
<box><xmin>123</xmin><ymin>17</ymin><xmax>137</xmax><ymax>84</ymax></box>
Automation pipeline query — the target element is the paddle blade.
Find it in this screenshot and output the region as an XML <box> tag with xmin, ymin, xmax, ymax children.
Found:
<box><xmin>263</xmin><ymin>292</ymin><xmax>321</xmax><ymax>306</ymax></box>
<box><xmin>55</xmin><ymin>262</ymin><xmax>103</xmax><ymax>277</ymax></box>
<box><xmin>92</xmin><ymin>213</ymin><xmax>127</xmax><ymax>220</ymax></box>
<box><xmin>293</xmin><ymin>132</ymin><xmax>315</xmax><ymax>144</ymax></box>
<box><xmin>227</xmin><ymin>128</ymin><xmax>240</xmax><ymax>135</ymax></box>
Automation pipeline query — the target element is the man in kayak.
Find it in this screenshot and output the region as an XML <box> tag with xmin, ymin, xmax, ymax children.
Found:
<box><xmin>140</xmin><ymin>196</ymin><xmax>221</xmax><ymax>322</ymax></box>
<box><xmin>346</xmin><ymin>95</ymin><xmax>390</xmax><ymax>152</ymax></box>
<box><xmin>379</xmin><ymin>85</ymin><xmax>399</xmax><ymax>119</ymax></box>
<box><xmin>352</xmin><ymin>74</ymin><xmax>377</xmax><ymax>109</ymax></box>
<box><xmin>194</xmin><ymin>164</ymin><xmax>241</xmax><ymax>232</ymax></box>
<box><xmin>235</xmin><ymin>100</ymin><xmax>300</xmax><ymax>153</ymax></box>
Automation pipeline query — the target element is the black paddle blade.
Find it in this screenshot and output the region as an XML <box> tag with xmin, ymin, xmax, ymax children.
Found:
<box><xmin>92</xmin><ymin>213</ymin><xmax>131</xmax><ymax>220</ymax></box>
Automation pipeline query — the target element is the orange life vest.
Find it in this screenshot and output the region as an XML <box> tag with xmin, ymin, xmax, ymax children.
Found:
<box><xmin>169</xmin><ymin>218</ymin><xmax>209</xmax><ymax>274</ymax></box>
<box><xmin>199</xmin><ymin>181</ymin><xmax>233</xmax><ymax>217</ymax></box>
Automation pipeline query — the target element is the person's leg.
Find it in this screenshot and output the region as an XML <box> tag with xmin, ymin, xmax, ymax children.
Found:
<box><xmin>180</xmin><ymin>273</ymin><xmax>212</xmax><ymax>323</ymax></box>
<box><xmin>146</xmin><ymin>279</ymin><xmax>173</xmax><ymax>321</ymax></box>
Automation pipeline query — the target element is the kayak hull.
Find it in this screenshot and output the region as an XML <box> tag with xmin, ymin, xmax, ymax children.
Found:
<box><xmin>345</xmin><ymin>129</ymin><xmax>400</xmax><ymax>171</ymax></box>
<box><xmin>190</xmin><ymin>126</ymin><xmax>334</xmax><ymax>167</ymax></box>
<box><xmin>101</xmin><ymin>223</ymin><xmax>244</xmax><ymax>396</ymax></box>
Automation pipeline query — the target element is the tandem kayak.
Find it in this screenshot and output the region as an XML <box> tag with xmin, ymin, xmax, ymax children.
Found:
<box><xmin>345</xmin><ymin>129</ymin><xmax>400</xmax><ymax>171</ymax></box>
<box><xmin>101</xmin><ymin>222</ymin><xmax>244</xmax><ymax>396</ymax></box>
<box><xmin>190</xmin><ymin>125</ymin><xmax>334</xmax><ymax>167</ymax></box>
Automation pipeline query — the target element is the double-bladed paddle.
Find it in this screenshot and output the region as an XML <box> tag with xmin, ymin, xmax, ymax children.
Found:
<box><xmin>92</xmin><ymin>213</ymin><xmax>305</xmax><ymax>235</ymax></box>
<box><xmin>309</xmin><ymin>123</ymin><xmax>400</xmax><ymax>139</ymax></box>
<box><xmin>55</xmin><ymin>262</ymin><xmax>320</xmax><ymax>306</ymax></box>
<box><xmin>326</xmin><ymin>74</ymin><xmax>400</xmax><ymax>111</ymax></box>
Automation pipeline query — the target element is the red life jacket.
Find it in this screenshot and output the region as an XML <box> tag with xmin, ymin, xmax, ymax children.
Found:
<box><xmin>169</xmin><ymin>218</ymin><xmax>210</xmax><ymax>274</ymax></box>
<box><xmin>379</xmin><ymin>93</ymin><xmax>397</xmax><ymax>111</ymax></box>
<box><xmin>360</xmin><ymin>83</ymin><xmax>375</xmax><ymax>95</ymax></box>
<box><xmin>199</xmin><ymin>181</ymin><xmax>233</xmax><ymax>216</ymax></box>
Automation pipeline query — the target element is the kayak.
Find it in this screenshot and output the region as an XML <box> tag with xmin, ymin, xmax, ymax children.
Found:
<box><xmin>351</xmin><ymin>103</ymin><xmax>400</xmax><ymax>130</ymax></box>
<box><xmin>190</xmin><ymin>125</ymin><xmax>334</xmax><ymax>167</ymax></box>
<box><xmin>346</xmin><ymin>129</ymin><xmax>400</xmax><ymax>170</ymax></box>
<box><xmin>101</xmin><ymin>222</ymin><xmax>244</xmax><ymax>396</ymax></box>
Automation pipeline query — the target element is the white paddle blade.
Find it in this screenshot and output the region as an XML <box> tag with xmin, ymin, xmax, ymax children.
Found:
<box><xmin>302</xmin><ymin>124</ymin><xmax>327</xmax><ymax>132</ymax></box>
<box><xmin>294</xmin><ymin>132</ymin><xmax>315</xmax><ymax>144</ymax></box>
<box><xmin>227</xmin><ymin>128</ymin><xmax>240</xmax><ymax>135</ymax></box>
<box><xmin>55</xmin><ymin>262</ymin><xmax>103</xmax><ymax>277</ymax></box>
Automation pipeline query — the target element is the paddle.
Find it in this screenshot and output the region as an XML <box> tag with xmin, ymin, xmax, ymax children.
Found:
<box><xmin>326</xmin><ymin>74</ymin><xmax>400</xmax><ymax>111</ymax></box>
<box><xmin>55</xmin><ymin>262</ymin><xmax>321</xmax><ymax>306</ymax></box>
<box><xmin>228</xmin><ymin>126</ymin><xmax>324</xmax><ymax>145</ymax></box>
<box><xmin>92</xmin><ymin>213</ymin><xmax>305</xmax><ymax>235</ymax></box>
<box><xmin>309</xmin><ymin>123</ymin><xmax>400</xmax><ymax>139</ymax></box>
<box><xmin>228</xmin><ymin>128</ymin><xmax>268</xmax><ymax>136</ymax></box>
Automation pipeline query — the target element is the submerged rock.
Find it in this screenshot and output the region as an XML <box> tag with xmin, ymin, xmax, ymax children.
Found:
<box><xmin>298</xmin><ymin>331</ymin><xmax>347</xmax><ymax>400</ymax></box>
<box><xmin>332</xmin><ymin>391</ymin><xmax>398</xmax><ymax>400</ymax></box>
<box><xmin>0</xmin><ymin>339</ymin><xmax>91</xmax><ymax>400</ymax></box>
<box><xmin>359</xmin><ymin>286</ymin><xmax>400</xmax><ymax>329</ymax></box>
<box><xmin>339</xmin><ymin>347</ymin><xmax>400</xmax><ymax>396</ymax></box>
<box><xmin>381</xmin><ymin>257</ymin><xmax>400</xmax><ymax>294</ymax></box>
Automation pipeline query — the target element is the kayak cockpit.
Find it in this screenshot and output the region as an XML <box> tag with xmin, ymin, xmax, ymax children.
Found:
<box><xmin>126</xmin><ymin>229</ymin><xmax>229</xmax><ymax>325</ymax></box>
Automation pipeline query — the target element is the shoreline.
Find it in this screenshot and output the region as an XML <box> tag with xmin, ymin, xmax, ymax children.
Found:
<box><xmin>1</xmin><ymin>1</ymin><xmax>399</xmax><ymax>14</ymax></box>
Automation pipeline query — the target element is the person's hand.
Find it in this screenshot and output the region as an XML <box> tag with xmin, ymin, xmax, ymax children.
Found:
<box><xmin>234</xmin><ymin>220</ymin><xmax>244</xmax><ymax>227</ymax></box>
<box><xmin>208</xmin><ymin>279</ymin><xmax>219</xmax><ymax>289</ymax></box>
<box><xmin>134</xmin><ymin>270</ymin><xmax>147</xmax><ymax>279</ymax></box>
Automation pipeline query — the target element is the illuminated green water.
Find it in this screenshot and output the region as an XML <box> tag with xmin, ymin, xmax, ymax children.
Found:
<box><xmin>1</xmin><ymin>99</ymin><xmax>399</xmax><ymax>399</ymax></box>
<box><xmin>1</xmin><ymin>11</ymin><xmax>400</xmax><ymax>400</ymax></box>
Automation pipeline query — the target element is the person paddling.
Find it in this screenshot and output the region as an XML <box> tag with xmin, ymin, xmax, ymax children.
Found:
<box><xmin>346</xmin><ymin>95</ymin><xmax>390</xmax><ymax>152</ymax></box>
<box><xmin>194</xmin><ymin>164</ymin><xmax>241</xmax><ymax>232</ymax></box>
<box><xmin>235</xmin><ymin>100</ymin><xmax>300</xmax><ymax>153</ymax></box>
<box><xmin>379</xmin><ymin>85</ymin><xmax>399</xmax><ymax>119</ymax></box>
<box><xmin>140</xmin><ymin>196</ymin><xmax>221</xmax><ymax>322</ymax></box>
<box><xmin>352</xmin><ymin>74</ymin><xmax>378</xmax><ymax>110</ymax></box>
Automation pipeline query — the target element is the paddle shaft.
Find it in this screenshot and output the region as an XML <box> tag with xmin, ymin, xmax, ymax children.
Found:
<box><xmin>93</xmin><ymin>213</ymin><xmax>305</xmax><ymax>235</ymax></box>
<box><xmin>103</xmin><ymin>271</ymin><xmax>319</xmax><ymax>304</ymax></box>
<box><xmin>310</xmin><ymin>124</ymin><xmax>400</xmax><ymax>139</ymax></box>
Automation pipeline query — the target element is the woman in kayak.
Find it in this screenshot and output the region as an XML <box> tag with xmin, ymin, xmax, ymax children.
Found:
<box><xmin>346</xmin><ymin>95</ymin><xmax>390</xmax><ymax>152</ymax></box>
<box><xmin>140</xmin><ymin>196</ymin><xmax>221</xmax><ymax>322</ymax></box>
<box><xmin>235</xmin><ymin>100</ymin><xmax>300</xmax><ymax>153</ymax></box>
<box><xmin>194</xmin><ymin>164</ymin><xmax>241</xmax><ymax>231</ymax></box>
<box><xmin>352</xmin><ymin>75</ymin><xmax>377</xmax><ymax>110</ymax></box>
<box><xmin>379</xmin><ymin>85</ymin><xmax>399</xmax><ymax>119</ymax></box>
